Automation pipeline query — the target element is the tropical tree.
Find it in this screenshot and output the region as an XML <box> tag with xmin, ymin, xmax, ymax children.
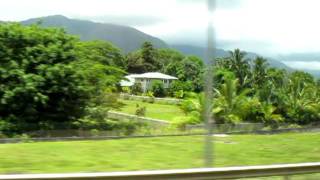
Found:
<box><xmin>126</xmin><ymin>51</ymin><xmax>145</xmax><ymax>73</ymax></box>
<box><xmin>126</xmin><ymin>42</ymin><xmax>161</xmax><ymax>73</ymax></box>
<box><xmin>157</xmin><ymin>48</ymin><xmax>184</xmax><ymax>72</ymax></box>
<box><xmin>279</xmin><ymin>71</ymin><xmax>320</xmax><ymax>124</ymax></box>
<box><xmin>212</xmin><ymin>77</ymin><xmax>251</xmax><ymax>123</ymax></box>
<box><xmin>77</xmin><ymin>40</ymin><xmax>126</xmax><ymax>69</ymax></box>
<box><xmin>259</xmin><ymin>103</ymin><xmax>283</xmax><ymax>127</ymax></box>
<box><xmin>227</xmin><ymin>49</ymin><xmax>251</xmax><ymax>89</ymax></box>
<box><xmin>141</xmin><ymin>41</ymin><xmax>161</xmax><ymax>72</ymax></box>
<box><xmin>0</xmin><ymin>23</ymin><xmax>89</xmax><ymax>133</ymax></box>
<box><xmin>252</xmin><ymin>56</ymin><xmax>268</xmax><ymax>88</ymax></box>
<box><xmin>151</xmin><ymin>80</ymin><xmax>166</xmax><ymax>97</ymax></box>
<box><xmin>166</xmin><ymin>55</ymin><xmax>204</xmax><ymax>92</ymax></box>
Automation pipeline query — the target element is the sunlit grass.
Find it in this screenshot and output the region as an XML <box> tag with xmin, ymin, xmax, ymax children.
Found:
<box><xmin>1</xmin><ymin>132</ymin><xmax>320</xmax><ymax>174</ymax></box>
<box><xmin>116</xmin><ymin>100</ymin><xmax>187</xmax><ymax>121</ymax></box>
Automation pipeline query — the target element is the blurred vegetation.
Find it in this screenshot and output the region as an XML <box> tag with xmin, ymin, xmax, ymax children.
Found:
<box><xmin>1</xmin><ymin>22</ymin><xmax>320</xmax><ymax>136</ymax></box>
<box><xmin>0</xmin><ymin>133</ymin><xmax>320</xmax><ymax>173</ymax></box>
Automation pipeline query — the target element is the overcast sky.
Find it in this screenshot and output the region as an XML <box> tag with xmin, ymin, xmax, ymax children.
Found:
<box><xmin>1</xmin><ymin>0</ymin><xmax>320</xmax><ymax>59</ymax></box>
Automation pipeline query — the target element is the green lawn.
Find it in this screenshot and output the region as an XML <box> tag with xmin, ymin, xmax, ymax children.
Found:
<box><xmin>116</xmin><ymin>100</ymin><xmax>187</xmax><ymax>121</ymax></box>
<box><xmin>1</xmin><ymin>132</ymin><xmax>320</xmax><ymax>174</ymax></box>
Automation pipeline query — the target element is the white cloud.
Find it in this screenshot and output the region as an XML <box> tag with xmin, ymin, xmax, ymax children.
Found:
<box><xmin>1</xmin><ymin>0</ymin><xmax>320</xmax><ymax>56</ymax></box>
<box><xmin>282</xmin><ymin>61</ymin><xmax>320</xmax><ymax>70</ymax></box>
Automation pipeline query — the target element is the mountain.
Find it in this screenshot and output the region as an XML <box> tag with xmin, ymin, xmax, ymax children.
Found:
<box><xmin>170</xmin><ymin>44</ymin><xmax>229</xmax><ymax>58</ymax></box>
<box><xmin>171</xmin><ymin>44</ymin><xmax>291</xmax><ymax>70</ymax></box>
<box><xmin>3</xmin><ymin>15</ymin><xmax>295</xmax><ymax>72</ymax></box>
<box><xmin>21</xmin><ymin>15</ymin><xmax>168</xmax><ymax>53</ymax></box>
<box><xmin>277</xmin><ymin>53</ymin><xmax>320</xmax><ymax>77</ymax></box>
<box><xmin>279</xmin><ymin>53</ymin><xmax>320</xmax><ymax>62</ymax></box>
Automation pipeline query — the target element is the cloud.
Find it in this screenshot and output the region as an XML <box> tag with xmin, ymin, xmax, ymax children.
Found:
<box><xmin>216</xmin><ymin>0</ymin><xmax>243</xmax><ymax>9</ymax></box>
<box><xmin>176</xmin><ymin>0</ymin><xmax>243</xmax><ymax>9</ymax></box>
<box><xmin>77</xmin><ymin>15</ymin><xmax>165</xmax><ymax>26</ymax></box>
<box><xmin>281</xmin><ymin>61</ymin><xmax>320</xmax><ymax>70</ymax></box>
<box><xmin>217</xmin><ymin>40</ymin><xmax>275</xmax><ymax>54</ymax></box>
<box><xmin>2</xmin><ymin>0</ymin><xmax>320</xmax><ymax>57</ymax></box>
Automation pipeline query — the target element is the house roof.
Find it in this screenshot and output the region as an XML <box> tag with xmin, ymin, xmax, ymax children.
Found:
<box><xmin>120</xmin><ymin>76</ymin><xmax>135</xmax><ymax>86</ymax></box>
<box><xmin>128</xmin><ymin>72</ymin><xmax>178</xmax><ymax>80</ymax></box>
<box><xmin>120</xmin><ymin>72</ymin><xmax>178</xmax><ymax>87</ymax></box>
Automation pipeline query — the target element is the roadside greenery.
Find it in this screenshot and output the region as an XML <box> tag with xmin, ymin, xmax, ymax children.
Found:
<box><xmin>1</xmin><ymin>133</ymin><xmax>320</xmax><ymax>173</ymax></box>
<box><xmin>0</xmin><ymin>23</ymin><xmax>125</xmax><ymax>136</ymax></box>
<box><xmin>212</xmin><ymin>49</ymin><xmax>320</xmax><ymax>126</ymax></box>
<box><xmin>1</xmin><ymin>22</ymin><xmax>320</xmax><ymax>136</ymax></box>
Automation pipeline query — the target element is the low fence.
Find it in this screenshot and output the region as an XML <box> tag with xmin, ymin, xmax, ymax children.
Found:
<box><xmin>1</xmin><ymin>162</ymin><xmax>320</xmax><ymax>179</ymax></box>
<box><xmin>2</xmin><ymin>114</ymin><xmax>320</xmax><ymax>143</ymax></box>
<box><xmin>120</xmin><ymin>93</ymin><xmax>182</xmax><ymax>105</ymax></box>
<box><xmin>108</xmin><ymin>111</ymin><xmax>169</xmax><ymax>126</ymax></box>
<box><xmin>186</xmin><ymin>123</ymin><xmax>265</xmax><ymax>133</ymax></box>
<box><xmin>186</xmin><ymin>123</ymin><xmax>320</xmax><ymax>134</ymax></box>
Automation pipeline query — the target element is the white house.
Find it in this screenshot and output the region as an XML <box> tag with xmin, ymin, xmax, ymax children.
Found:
<box><xmin>120</xmin><ymin>72</ymin><xmax>178</xmax><ymax>92</ymax></box>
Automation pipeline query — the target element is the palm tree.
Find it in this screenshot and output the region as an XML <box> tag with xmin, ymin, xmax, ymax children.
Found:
<box><xmin>213</xmin><ymin>77</ymin><xmax>251</xmax><ymax>123</ymax></box>
<box><xmin>228</xmin><ymin>49</ymin><xmax>251</xmax><ymax>89</ymax></box>
<box><xmin>278</xmin><ymin>71</ymin><xmax>320</xmax><ymax>124</ymax></box>
<box><xmin>260</xmin><ymin>103</ymin><xmax>283</xmax><ymax>127</ymax></box>
<box><xmin>252</xmin><ymin>56</ymin><xmax>268</xmax><ymax>87</ymax></box>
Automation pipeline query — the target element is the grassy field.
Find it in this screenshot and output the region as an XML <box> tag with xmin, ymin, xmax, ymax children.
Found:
<box><xmin>116</xmin><ymin>99</ymin><xmax>187</xmax><ymax>121</ymax></box>
<box><xmin>1</xmin><ymin>132</ymin><xmax>320</xmax><ymax>174</ymax></box>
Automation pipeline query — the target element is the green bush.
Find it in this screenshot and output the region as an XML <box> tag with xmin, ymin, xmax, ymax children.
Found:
<box><xmin>151</xmin><ymin>80</ymin><xmax>166</xmax><ymax>97</ymax></box>
<box><xmin>172</xmin><ymin>112</ymin><xmax>201</xmax><ymax>130</ymax></box>
<box><xmin>145</xmin><ymin>91</ymin><xmax>154</xmax><ymax>98</ymax></box>
<box><xmin>180</xmin><ymin>99</ymin><xmax>197</xmax><ymax>115</ymax></box>
<box><xmin>141</xmin><ymin>91</ymin><xmax>154</xmax><ymax>103</ymax></box>
<box><xmin>168</xmin><ymin>81</ymin><xmax>193</xmax><ymax>97</ymax></box>
<box><xmin>90</xmin><ymin>129</ymin><xmax>100</xmax><ymax>137</ymax></box>
<box><xmin>174</xmin><ymin>90</ymin><xmax>185</xmax><ymax>99</ymax></box>
<box><xmin>0</xmin><ymin>23</ymin><xmax>91</xmax><ymax>134</ymax></box>
<box><xmin>106</xmin><ymin>119</ymin><xmax>146</xmax><ymax>136</ymax></box>
<box><xmin>135</xmin><ymin>104</ymin><xmax>146</xmax><ymax>116</ymax></box>
<box><xmin>131</xmin><ymin>82</ymin><xmax>143</xmax><ymax>95</ymax></box>
<box><xmin>121</xmin><ymin>87</ymin><xmax>131</xmax><ymax>94</ymax></box>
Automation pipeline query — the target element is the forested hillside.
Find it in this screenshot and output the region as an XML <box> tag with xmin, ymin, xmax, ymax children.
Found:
<box><xmin>21</xmin><ymin>15</ymin><xmax>168</xmax><ymax>53</ymax></box>
<box><xmin>1</xmin><ymin>22</ymin><xmax>320</xmax><ymax>137</ymax></box>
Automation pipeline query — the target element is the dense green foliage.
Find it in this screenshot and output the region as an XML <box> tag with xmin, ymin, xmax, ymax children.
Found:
<box><xmin>211</xmin><ymin>49</ymin><xmax>320</xmax><ymax>126</ymax></box>
<box><xmin>174</xmin><ymin>49</ymin><xmax>320</xmax><ymax>127</ymax></box>
<box><xmin>0</xmin><ymin>23</ymin><xmax>89</xmax><ymax>134</ymax></box>
<box><xmin>0</xmin><ymin>23</ymin><xmax>125</xmax><ymax>135</ymax></box>
<box><xmin>1</xmin><ymin>22</ymin><xmax>320</xmax><ymax>135</ymax></box>
<box><xmin>150</xmin><ymin>80</ymin><xmax>165</xmax><ymax>97</ymax></box>
<box><xmin>126</xmin><ymin>43</ymin><xmax>204</xmax><ymax>92</ymax></box>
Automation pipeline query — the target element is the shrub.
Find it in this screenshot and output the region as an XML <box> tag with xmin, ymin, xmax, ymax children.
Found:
<box><xmin>174</xmin><ymin>90</ymin><xmax>185</xmax><ymax>99</ymax></box>
<box><xmin>121</xmin><ymin>87</ymin><xmax>131</xmax><ymax>94</ymax></box>
<box><xmin>168</xmin><ymin>81</ymin><xmax>193</xmax><ymax>96</ymax></box>
<box><xmin>180</xmin><ymin>99</ymin><xmax>197</xmax><ymax>115</ymax></box>
<box><xmin>172</xmin><ymin>112</ymin><xmax>201</xmax><ymax>130</ymax></box>
<box><xmin>135</xmin><ymin>104</ymin><xmax>146</xmax><ymax>116</ymax></box>
<box><xmin>144</xmin><ymin>92</ymin><xmax>155</xmax><ymax>103</ymax></box>
<box><xmin>184</xmin><ymin>92</ymin><xmax>198</xmax><ymax>99</ymax></box>
<box><xmin>145</xmin><ymin>91</ymin><xmax>154</xmax><ymax>98</ymax></box>
<box><xmin>151</xmin><ymin>80</ymin><xmax>166</xmax><ymax>97</ymax></box>
<box><xmin>287</xmin><ymin>124</ymin><xmax>302</xmax><ymax>129</ymax></box>
<box><xmin>90</xmin><ymin>129</ymin><xmax>100</xmax><ymax>137</ymax></box>
<box><xmin>131</xmin><ymin>82</ymin><xmax>143</xmax><ymax>95</ymax></box>
<box><xmin>107</xmin><ymin>119</ymin><xmax>146</xmax><ymax>136</ymax></box>
<box><xmin>0</xmin><ymin>23</ymin><xmax>91</xmax><ymax>134</ymax></box>
<box><xmin>13</xmin><ymin>134</ymin><xmax>33</xmax><ymax>143</ymax></box>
